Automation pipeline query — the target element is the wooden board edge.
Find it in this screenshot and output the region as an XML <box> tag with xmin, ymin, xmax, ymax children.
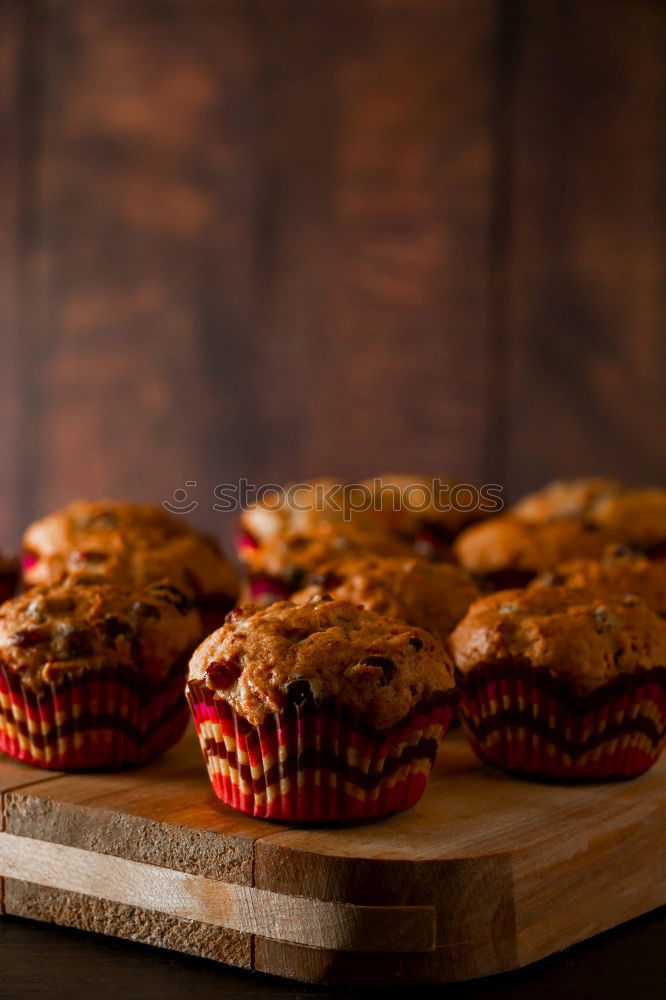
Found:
<box><xmin>4</xmin><ymin>879</ymin><xmax>252</xmax><ymax>970</ymax></box>
<box><xmin>0</xmin><ymin>832</ymin><xmax>437</xmax><ymax>953</ymax></box>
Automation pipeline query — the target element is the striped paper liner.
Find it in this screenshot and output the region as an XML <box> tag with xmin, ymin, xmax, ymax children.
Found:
<box><xmin>458</xmin><ymin>661</ymin><xmax>666</xmax><ymax>780</ymax></box>
<box><xmin>188</xmin><ymin>681</ymin><xmax>457</xmax><ymax>822</ymax></box>
<box><xmin>0</xmin><ymin>657</ymin><xmax>190</xmax><ymax>769</ymax></box>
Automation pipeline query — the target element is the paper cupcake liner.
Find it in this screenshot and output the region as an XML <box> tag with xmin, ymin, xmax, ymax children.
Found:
<box><xmin>458</xmin><ymin>662</ymin><xmax>666</xmax><ymax>779</ymax></box>
<box><xmin>236</xmin><ymin>530</ymin><xmax>260</xmax><ymax>561</ymax></box>
<box><xmin>188</xmin><ymin>681</ymin><xmax>457</xmax><ymax>822</ymax></box>
<box><xmin>244</xmin><ymin>574</ymin><xmax>293</xmax><ymax>608</ymax></box>
<box><xmin>0</xmin><ymin>657</ymin><xmax>190</xmax><ymax>769</ymax></box>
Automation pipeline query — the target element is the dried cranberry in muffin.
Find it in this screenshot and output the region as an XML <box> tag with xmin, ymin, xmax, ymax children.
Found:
<box><xmin>0</xmin><ymin>579</ymin><xmax>202</xmax><ymax>769</ymax></box>
<box><xmin>187</xmin><ymin>598</ymin><xmax>457</xmax><ymax>821</ymax></box>
<box><xmin>292</xmin><ymin>554</ymin><xmax>480</xmax><ymax>642</ymax></box>
<box><xmin>449</xmin><ymin>584</ymin><xmax>666</xmax><ymax>779</ymax></box>
<box><xmin>22</xmin><ymin>500</ymin><xmax>239</xmax><ymax>634</ymax></box>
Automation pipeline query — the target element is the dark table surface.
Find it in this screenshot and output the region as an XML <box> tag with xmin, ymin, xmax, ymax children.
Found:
<box><xmin>0</xmin><ymin>908</ymin><xmax>664</xmax><ymax>1000</ymax></box>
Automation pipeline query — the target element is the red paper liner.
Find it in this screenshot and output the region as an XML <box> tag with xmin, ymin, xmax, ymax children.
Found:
<box><xmin>236</xmin><ymin>530</ymin><xmax>260</xmax><ymax>561</ymax></box>
<box><xmin>244</xmin><ymin>574</ymin><xmax>293</xmax><ymax>608</ymax></box>
<box><xmin>458</xmin><ymin>661</ymin><xmax>666</xmax><ymax>779</ymax></box>
<box><xmin>187</xmin><ymin>681</ymin><xmax>457</xmax><ymax>822</ymax></box>
<box><xmin>0</xmin><ymin>657</ymin><xmax>190</xmax><ymax>769</ymax></box>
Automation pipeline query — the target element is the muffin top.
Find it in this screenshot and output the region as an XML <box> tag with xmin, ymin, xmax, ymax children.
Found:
<box><xmin>449</xmin><ymin>585</ymin><xmax>666</xmax><ymax>693</ymax></box>
<box><xmin>453</xmin><ymin>516</ymin><xmax>613</xmax><ymax>583</ymax></box>
<box><xmin>22</xmin><ymin>500</ymin><xmax>238</xmax><ymax>600</ymax></box>
<box><xmin>189</xmin><ymin>598</ymin><xmax>455</xmax><ymax>729</ymax></box>
<box><xmin>511</xmin><ymin>480</ymin><xmax>666</xmax><ymax>553</ymax></box>
<box><xmin>292</xmin><ymin>554</ymin><xmax>480</xmax><ymax>641</ymax></box>
<box><xmin>243</xmin><ymin>521</ymin><xmax>415</xmax><ymax>590</ymax></box>
<box><xmin>588</xmin><ymin>488</ymin><xmax>666</xmax><ymax>553</ymax></box>
<box><xmin>362</xmin><ymin>473</ymin><xmax>485</xmax><ymax>543</ymax></box>
<box><xmin>0</xmin><ymin>579</ymin><xmax>202</xmax><ymax>690</ymax></box>
<box><xmin>533</xmin><ymin>545</ymin><xmax>666</xmax><ymax>617</ymax></box>
<box><xmin>240</xmin><ymin>478</ymin><xmax>383</xmax><ymax>544</ymax></box>
<box><xmin>510</xmin><ymin>478</ymin><xmax>620</xmax><ymax>523</ymax></box>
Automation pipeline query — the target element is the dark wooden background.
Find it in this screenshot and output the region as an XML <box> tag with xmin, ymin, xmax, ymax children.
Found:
<box><xmin>0</xmin><ymin>0</ymin><xmax>664</xmax><ymax>548</ymax></box>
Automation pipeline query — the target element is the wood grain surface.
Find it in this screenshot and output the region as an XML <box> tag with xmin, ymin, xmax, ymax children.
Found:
<box><xmin>0</xmin><ymin>0</ymin><xmax>663</xmax><ymax>551</ymax></box>
<box><xmin>1</xmin><ymin>728</ymin><xmax>664</xmax><ymax>985</ymax></box>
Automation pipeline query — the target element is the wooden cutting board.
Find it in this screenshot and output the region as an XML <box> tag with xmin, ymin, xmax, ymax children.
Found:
<box><xmin>1</xmin><ymin>726</ymin><xmax>664</xmax><ymax>986</ymax></box>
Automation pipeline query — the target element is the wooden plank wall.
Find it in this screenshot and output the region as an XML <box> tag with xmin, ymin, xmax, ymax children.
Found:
<box><xmin>0</xmin><ymin>0</ymin><xmax>664</xmax><ymax>548</ymax></box>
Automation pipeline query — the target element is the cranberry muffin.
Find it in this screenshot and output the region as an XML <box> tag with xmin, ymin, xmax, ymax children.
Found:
<box><xmin>510</xmin><ymin>478</ymin><xmax>620</xmax><ymax>523</ymax></box>
<box><xmin>292</xmin><ymin>554</ymin><xmax>480</xmax><ymax>642</ymax></box>
<box><xmin>22</xmin><ymin>500</ymin><xmax>239</xmax><ymax>634</ymax></box>
<box><xmin>241</xmin><ymin>521</ymin><xmax>416</xmax><ymax>606</ymax></box>
<box><xmin>362</xmin><ymin>473</ymin><xmax>489</xmax><ymax>559</ymax></box>
<box><xmin>453</xmin><ymin>516</ymin><xmax>614</xmax><ymax>590</ymax></box>
<box><xmin>0</xmin><ymin>554</ymin><xmax>18</xmax><ymax>604</ymax></box>
<box><xmin>187</xmin><ymin>598</ymin><xmax>457</xmax><ymax>821</ymax></box>
<box><xmin>0</xmin><ymin>579</ymin><xmax>202</xmax><ymax>768</ymax></box>
<box><xmin>512</xmin><ymin>480</ymin><xmax>666</xmax><ymax>557</ymax></box>
<box><xmin>589</xmin><ymin>488</ymin><xmax>666</xmax><ymax>557</ymax></box>
<box><xmin>533</xmin><ymin>545</ymin><xmax>666</xmax><ymax>617</ymax></box>
<box><xmin>239</xmin><ymin>478</ymin><xmax>383</xmax><ymax>558</ymax></box>
<box><xmin>449</xmin><ymin>585</ymin><xmax>666</xmax><ymax>779</ymax></box>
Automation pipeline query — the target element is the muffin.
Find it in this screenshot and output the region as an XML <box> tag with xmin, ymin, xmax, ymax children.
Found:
<box><xmin>449</xmin><ymin>585</ymin><xmax>666</xmax><ymax>779</ymax></box>
<box><xmin>187</xmin><ymin>598</ymin><xmax>457</xmax><ymax>821</ymax></box>
<box><xmin>510</xmin><ymin>478</ymin><xmax>620</xmax><ymax>523</ymax></box>
<box><xmin>239</xmin><ymin>478</ymin><xmax>383</xmax><ymax>559</ymax></box>
<box><xmin>512</xmin><ymin>479</ymin><xmax>666</xmax><ymax>557</ymax></box>
<box><xmin>292</xmin><ymin>554</ymin><xmax>481</xmax><ymax>642</ymax></box>
<box><xmin>453</xmin><ymin>516</ymin><xmax>614</xmax><ymax>590</ymax></box>
<box><xmin>588</xmin><ymin>488</ymin><xmax>666</xmax><ymax>557</ymax></box>
<box><xmin>22</xmin><ymin>500</ymin><xmax>239</xmax><ymax>634</ymax></box>
<box><xmin>533</xmin><ymin>544</ymin><xmax>666</xmax><ymax>617</ymax></box>
<box><xmin>0</xmin><ymin>554</ymin><xmax>18</xmax><ymax>604</ymax></box>
<box><xmin>241</xmin><ymin>521</ymin><xmax>415</xmax><ymax>606</ymax></box>
<box><xmin>362</xmin><ymin>473</ymin><xmax>488</xmax><ymax>559</ymax></box>
<box><xmin>0</xmin><ymin>579</ymin><xmax>202</xmax><ymax>768</ymax></box>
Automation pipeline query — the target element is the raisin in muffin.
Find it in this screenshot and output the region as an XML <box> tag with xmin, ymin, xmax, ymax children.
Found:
<box><xmin>533</xmin><ymin>545</ymin><xmax>666</xmax><ymax>617</ymax></box>
<box><xmin>292</xmin><ymin>554</ymin><xmax>480</xmax><ymax>641</ymax></box>
<box><xmin>22</xmin><ymin>500</ymin><xmax>239</xmax><ymax>634</ymax></box>
<box><xmin>511</xmin><ymin>480</ymin><xmax>666</xmax><ymax>557</ymax></box>
<box><xmin>187</xmin><ymin>598</ymin><xmax>457</xmax><ymax>821</ymax></box>
<box><xmin>453</xmin><ymin>516</ymin><xmax>614</xmax><ymax>590</ymax></box>
<box><xmin>362</xmin><ymin>473</ymin><xmax>488</xmax><ymax>559</ymax></box>
<box><xmin>0</xmin><ymin>579</ymin><xmax>202</xmax><ymax>768</ymax></box>
<box><xmin>449</xmin><ymin>585</ymin><xmax>666</xmax><ymax>778</ymax></box>
<box><xmin>241</xmin><ymin>521</ymin><xmax>416</xmax><ymax>606</ymax></box>
<box><xmin>0</xmin><ymin>554</ymin><xmax>18</xmax><ymax>603</ymax></box>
